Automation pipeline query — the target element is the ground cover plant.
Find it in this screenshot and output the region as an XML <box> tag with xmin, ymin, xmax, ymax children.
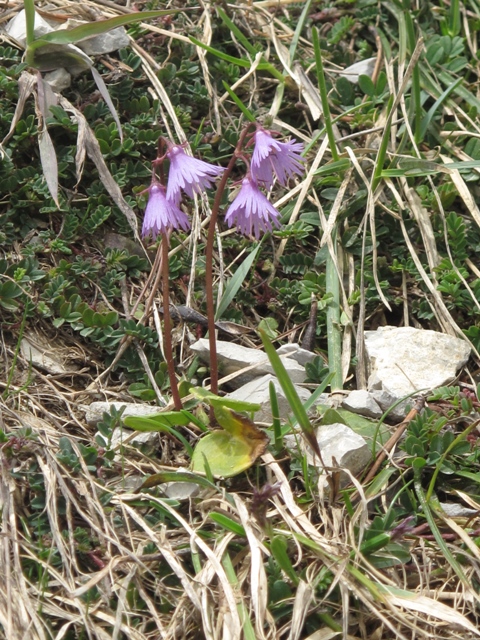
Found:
<box><xmin>2</xmin><ymin>0</ymin><xmax>480</xmax><ymax>638</ymax></box>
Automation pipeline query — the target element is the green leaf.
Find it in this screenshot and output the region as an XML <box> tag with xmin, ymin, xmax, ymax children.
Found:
<box><xmin>419</xmin><ymin>76</ymin><xmax>463</xmax><ymax>142</ymax></box>
<box><xmin>190</xmin><ymin>387</ymin><xmax>261</xmax><ymax>413</ymax></box>
<box><xmin>215</xmin><ymin>243</ymin><xmax>262</xmax><ymax>319</ymax></box>
<box><xmin>210</xmin><ymin>512</ymin><xmax>246</xmax><ymax>536</ymax></box>
<box><xmin>124</xmin><ymin>413</ymin><xmax>193</xmax><ymax>457</ymax></box>
<box><xmin>191</xmin><ymin>407</ymin><xmax>269</xmax><ymax>477</ymax></box>
<box><xmin>216</xmin><ymin>7</ymin><xmax>257</xmax><ymax>56</ymax></box>
<box><xmin>31</xmin><ymin>10</ymin><xmax>182</xmax><ymax>46</ymax></box>
<box><xmin>124</xmin><ymin>412</ymin><xmax>191</xmax><ymax>430</ymax></box>
<box><xmin>221</xmin><ymin>82</ymin><xmax>256</xmax><ymax>122</ymax></box>
<box><xmin>358</xmin><ymin>74</ymin><xmax>376</xmax><ymax>97</ymax></box>
<box><xmin>138</xmin><ymin>471</ymin><xmax>218</xmax><ymax>492</ymax></box>
<box><xmin>270</xmin><ymin>535</ymin><xmax>299</xmax><ymax>585</ymax></box>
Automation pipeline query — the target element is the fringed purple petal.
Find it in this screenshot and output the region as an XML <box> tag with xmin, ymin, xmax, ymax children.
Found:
<box><xmin>166</xmin><ymin>145</ymin><xmax>225</xmax><ymax>201</ymax></box>
<box><xmin>142</xmin><ymin>183</ymin><xmax>190</xmax><ymax>238</ymax></box>
<box><xmin>225</xmin><ymin>177</ymin><xmax>281</xmax><ymax>239</ymax></box>
<box><xmin>251</xmin><ymin>129</ymin><xmax>304</xmax><ymax>189</ymax></box>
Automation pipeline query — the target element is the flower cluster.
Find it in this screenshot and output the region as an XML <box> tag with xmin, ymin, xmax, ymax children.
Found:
<box><xmin>141</xmin><ymin>127</ymin><xmax>304</xmax><ymax>240</ymax></box>
<box><xmin>142</xmin><ymin>142</ymin><xmax>225</xmax><ymax>238</ymax></box>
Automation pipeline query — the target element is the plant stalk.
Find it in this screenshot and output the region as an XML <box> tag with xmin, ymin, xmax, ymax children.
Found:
<box><xmin>312</xmin><ymin>27</ymin><xmax>339</xmax><ymax>162</ymax></box>
<box><xmin>161</xmin><ymin>234</ymin><xmax>182</xmax><ymax>410</ymax></box>
<box><xmin>205</xmin><ymin>123</ymin><xmax>255</xmax><ymax>394</ymax></box>
<box><xmin>326</xmin><ymin>235</ymin><xmax>343</xmax><ymax>391</ymax></box>
<box><xmin>24</xmin><ymin>0</ymin><xmax>36</xmax><ymax>47</ymax></box>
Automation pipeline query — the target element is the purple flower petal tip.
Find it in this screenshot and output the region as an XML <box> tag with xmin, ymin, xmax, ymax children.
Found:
<box><xmin>142</xmin><ymin>182</ymin><xmax>190</xmax><ymax>238</ymax></box>
<box><xmin>251</xmin><ymin>129</ymin><xmax>304</xmax><ymax>189</ymax></box>
<box><xmin>225</xmin><ymin>177</ymin><xmax>281</xmax><ymax>239</ymax></box>
<box><xmin>166</xmin><ymin>144</ymin><xmax>225</xmax><ymax>201</ymax></box>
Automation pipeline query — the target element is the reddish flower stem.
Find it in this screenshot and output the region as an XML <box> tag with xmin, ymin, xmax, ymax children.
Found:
<box><xmin>205</xmin><ymin>123</ymin><xmax>256</xmax><ymax>395</ymax></box>
<box><xmin>161</xmin><ymin>233</ymin><xmax>183</xmax><ymax>410</ymax></box>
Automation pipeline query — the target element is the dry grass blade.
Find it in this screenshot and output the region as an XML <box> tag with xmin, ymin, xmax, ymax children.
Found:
<box><xmin>287</xmin><ymin>580</ymin><xmax>314</xmax><ymax>640</ymax></box>
<box><xmin>1</xmin><ymin>71</ymin><xmax>36</xmax><ymax>146</ymax></box>
<box><xmin>120</xmin><ymin>493</ymin><xmax>242</xmax><ymax>639</ymax></box>
<box><xmin>233</xmin><ymin>493</ymin><xmax>268</xmax><ymax>638</ymax></box>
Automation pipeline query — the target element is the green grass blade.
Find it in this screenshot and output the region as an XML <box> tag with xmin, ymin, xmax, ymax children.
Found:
<box><xmin>215</xmin><ymin>243</ymin><xmax>262</xmax><ymax>319</ymax></box>
<box><xmin>311</xmin><ymin>27</ymin><xmax>339</xmax><ymax>161</ymax></box>
<box><xmin>259</xmin><ymin>329</ymin><xmax>322</xmax><ymax>462</ymax></box>
<box><xmin>210</xmin><ymin>512</ymin><xmax>246</xmax><ymax>536</ymax></box>
<box><xmin>221</xmin><ymin>82</ymin><xmax>255</xmax><ymax>123</ymax></box>
<box><xmin>270</xmin><ymin>535</ymin><xmax>299</xmax><ymax>585</ymax></box>
<box><xmin>269</xmin><ymin>381</ymin><xmax>283</xmax><ymax>452</ymax></box>
<box><xmin>325</xmin><ymin>237</ymin><xmax>342</xmax><ymax>391</ymax></box>
<box><xmin>419</xmin><ymin>77</ymin><xmax>463</xmax><ymax>142</ymax></box>
<box><xmin>413</xmin><ymin>461</ymin><xmax>470</xmax><ymax>588</ymax></box>
<box><xmin>216</xmin><ymin>7</ymin><xmax>257</xmax><ymax>56</ymax></box>
<box><xmin>35</xmin><ymin>10</ymin><xmax>181</xmax><ymax>45</ymax></box>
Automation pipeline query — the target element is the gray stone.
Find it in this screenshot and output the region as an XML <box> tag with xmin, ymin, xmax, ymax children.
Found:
<box><xmin>276</xmin><ymin>343</ymin><xmax>317</xmax><ymax>366</ymax></box>
<box><xmin>341</xmin><ymin>389</ymin><xmax>383</xmax><ymax>419</ymax></box>
<box><xmin>110</xmin><ymin>427</ymin><xmax>158</xmax><ymax>451</ymax></box>
<box><xmin>77</xmin><ymin>27</ymin><xmax>130</xmax><ymax>56</ymax></box>
<box><xmin>439</xmin><ymin>502</ymin><xmax>479</xmax><ymax>518</ymax></box>
<box><xmin>370</xmin><ymin>388</ymin><xmax>410</xmax><ymax>422</ymax></box>
<box><xmin>84</xmin><ymin>401</ymin><xmax>164</xmax><ymax>427</ymax></box>
<box><xmin>190</xmin><ymin>339</ymin><xmax>307</xmax><ymax>388</ymax></box>
<box><xmin>44</xmin><ymin>68</ymin><xmax>71</xmax><ymax>92</ymax></box>
<box><xmin>315</xmin><ymin>423</ymin><xmax>371</xmax><ymax>477</ymax></box>
<box><xmin>21</xmin><ymin>334</ymin><xmax>79</xmax><ymax>374</ymax></box>
<box><xmin>286</xmin><ymin>423</ymin><xmax>371</xmax><ymax>490</ymax></box>
<box><xmin>226</xmin><ymin>374</ymin><xmax>311</xmax><ymax>423</ymax></box>
<box><xmin>365</xmin><ymin>326</ymin><xmax>470</xmax><ymax>399</ymax></box>
<box><xmin>162</xmin><ymin>482</ymin><xmax>200</xmax><ymax>500</ymax></box>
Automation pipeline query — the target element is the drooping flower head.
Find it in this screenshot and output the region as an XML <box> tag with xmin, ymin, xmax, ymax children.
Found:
<box><xmin>224</xmin><ymin>175</ymin><xmax>281</xmax><ymax>239</ymax></box>
<box><xmin>250</xmin><ymin>128</ymin><xmax>304</xmax><ymax>190</ymax></box>
<box><xmin>165</xmin><ymin>143</ymin><xmax>225</xmax><ymax>202</ymax></box>
<box><xmin>142</xmin><ymin>181</ymin><xmax>190</xmax><ymax>238</ymax></box>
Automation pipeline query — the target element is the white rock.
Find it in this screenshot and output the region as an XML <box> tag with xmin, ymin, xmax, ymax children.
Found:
<box><xmin>226</xmin><ymin>374</ymin><xmax>311</xmax><ymax>423</ymax></box>
<box><xmin>6</xmin><ymin>9</ymin><xmax>53</xmax><ymax>45</ymax></box>
<box><xmin>110</xmin><ymin>427</ymin><xmax>158</xmax><ymax>450</ymax></box>
<box><xmin>84</xmin><ymin>401</ymin><xmax>164</xmax><ymax>426</ymax></box>
<box><xmin>365</xmin><ymin>326</ymin><xmax>470</xmax><ymax>399</ymax></box>
<box><xmin>276</xmin><ymin>343</ymin><xmax>317</xmax><ymax>366</ymax></box>
<box><xmin>286</xmin><ymin>423</ymin><xmax>371</xmax><ymax>490</ymax></box>
<box><xmin>163</xmin><ymin>481</ymin><xmax>200</xmax><ymax>500</ymax></box>
<box><xmin>190</xmin><ymin>339</ymin><xmax>307</xmax><ymax>388</ymax></box>
<box><xmin>21</xmin><ymin>334</ymin><xmax>78</xmax><ymax>374</ymax></box>
<box><xmin>44</xmin><ymin>68</ymin><xmax>71</xmax><ymax>92</ymax></box>
<box><xmin>315</xmin><ymin>423</ymin><xmax>371</xmax><ymax>477</ymax></box>
<box><xmin>338</xmin><ymin>57</ymin><xmax>376</xmax><ymax>83</ymax></box>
